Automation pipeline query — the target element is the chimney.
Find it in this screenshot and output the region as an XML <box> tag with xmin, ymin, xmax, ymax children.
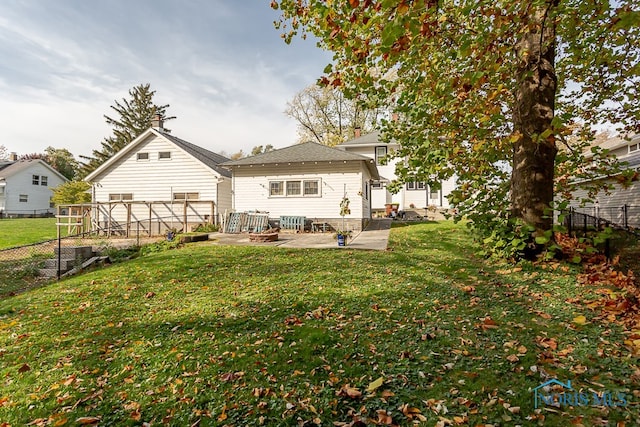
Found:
<box><xmin>151</xmin><ymin>114</ymin><xmax>163</xmax><ymax>130</ymax></box>
<box><xmin>10</xmin><ymin>152</ymin><xmax>18</xmax><ymax>161</ymax></box>
<box><xmin>354</xmin><ymin>127</ymin><xmax>361</xmax><ymax>138</ymax></box>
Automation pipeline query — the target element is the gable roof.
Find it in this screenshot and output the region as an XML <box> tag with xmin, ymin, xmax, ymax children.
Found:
<box><xmin>337</xmin><ymin>131</ymin><xmax>399</xmax><ymax>148</ymax></box>
<box><xmin>0</xmin><ymin>159</ymin><xmax>68</xmax><ymax>183</ymax></box>
<box><xmin>159</xmin><ymin>131</ymin><xmax>231</xmax><ymax>177</ymax></box>
<box><xmin>84</xmin><ymin>127</ymin><xmax>231</xmax><ymax>181</ymax></box>
<box><xmin>222</xmin><ymin>141</ymin><xmax>380</xmax><ymax>179</ymax></box>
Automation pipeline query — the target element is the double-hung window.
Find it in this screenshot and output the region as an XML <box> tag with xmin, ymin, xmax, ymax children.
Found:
<box><xmin>270</xmin><ymin>179</ymin><xmax>320</xmax><ymax>197</ymax></box>
<box><xmin>375</xmin><ymin>146</ymin><xmax>387</xmax><ymax>165</ymax></box>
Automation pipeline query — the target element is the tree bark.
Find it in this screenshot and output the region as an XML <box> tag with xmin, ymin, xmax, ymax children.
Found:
<box><xmin>511</xmin><ymin>2</ymin><xmax>558</xmax><ymax>238</ymax></box>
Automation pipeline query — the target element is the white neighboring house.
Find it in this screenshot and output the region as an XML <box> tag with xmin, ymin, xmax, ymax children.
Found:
<box><xmin>84</xmin><ymin>122</ymin><xmax>232</xmax><ymax>234</ymax></box>
<box><xmin>221</xmin><ymin>141</ymin><xmax>380</xmax><ymax>231</ymax></box>
<box><xmin>568</xmin><ymin>133</ymin><xmax>640</xmax><ymax>227</ymax></box>
<box><xmin>336</xmin><ymin>131</ymin><xmax>456</xmax><ymax>214</ymax></box>
<box><xmin>0</xmin><ymin>157</ymin><xmax>67</xmax><ymax>217</ymax></box>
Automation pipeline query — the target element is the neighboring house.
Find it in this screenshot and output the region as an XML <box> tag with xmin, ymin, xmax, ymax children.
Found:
<box><xmin>336</xmin><ymin>131</ymin><xmax>456</xmax><ymax>214</ymax></box>
<box><xmin>221</xmin><ymin>141</ymin><xmax>380</xmax><ymax>232</ymax></box>
<box><xmin>84</xmin><ymin>121</ymin><xmax>232</xmax><ymax>235</ymax></box>
<box><xmin>568</xmin><ymin>134</ymin><xmax>640</xmax><ymax>227</ymax></box>
<box><xmin>0</xmin><ymin>157</ymin><xmax>67</xmax><ymax>217</ymax></box>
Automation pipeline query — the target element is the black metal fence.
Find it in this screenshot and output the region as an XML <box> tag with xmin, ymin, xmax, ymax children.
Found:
<box><xmin>566</xmin><ymin>205</ymin><xmax>640</xmax><ymax>231</ymax></box>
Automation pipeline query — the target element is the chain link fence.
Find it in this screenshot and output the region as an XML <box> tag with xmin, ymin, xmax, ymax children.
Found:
<box><xmin>0</xmin><ymin>222</ymin><xmax>173</xmax><ymax>298</ymax></box>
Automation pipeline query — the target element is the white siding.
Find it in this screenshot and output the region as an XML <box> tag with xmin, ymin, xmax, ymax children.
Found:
<box><xmin>91</xmin><ymin>134</ymin><xmax>227</xmax><ymax>224</ymax></box>
<box><xmin>342</xmin><ymin>143</ymin><xmax>457</xmax><ymax>210</ymax></box>
<box><xmin>2</xmin><ymin>162</ymin><xmax>66</xmax><ymax>215</ymax></box>
<box><xmin>231</xmin><ymin>162</ymin><xmax>371</xmax><ymax>220</ymax></box>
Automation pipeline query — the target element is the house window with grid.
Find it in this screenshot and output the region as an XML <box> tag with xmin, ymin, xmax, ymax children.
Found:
<box><xmin>270</xmin><ymin>179</ymin><xmax>320</xmax><ymax>197</ymax></box>
<box><xmin>159</xmin><ymin>151</ymin><xmax>171</xmax><ymax>160</ymax></box>
<box><xmin>173</xmin><ymin>192</ymin><xmax>199</xmax><ymax>201</ymax></box>
<box><xmin>270</xmin><ymin>181</ymin><xmax>284</xmax><ymax>196</ymax></box>
<box><xmin>375</xmin><ymin>146</ymin><xmax>387</xmax><ymax>165</ymax></box>
<box><xmin>109</xmin><ymin>193</ymin><xmax>133</xmax><ymax>201</ymax></box>
<box><xmin>303</xmin><ymin>180</ymin><xmax>319</xmax><ymax>196</ymax></box>
<box><xmin>406</xmin><ymin>181</ymin><xmax>426</xmax><ymax>190</ymax></box>
<box><xmin>286</xmin><ymin>181</ymin><xmax>301</xmax><ymax>196</ymax></box>
<box><xmin>137</xmin><ymin>152</ymin><xmax>149</xmax><ymax>161</ymax></box>
<box><xmin>32</xmin><ymin>175</ymin><xmax>40</xmax><ymax>185</ymax></box>
<box><xmin>19</xmin><ymin>194</ymin><xmax>28</xmax><ymax>202</ymax></box>
<box><xmin>41</xmin><ymin>176</ymin><xmax>48</xmax><ymax>186</ymax></box>
<box><xmin>630</xmin><ymin>142</ymin><xmax>640</xmax><ymax>153</ymax></box>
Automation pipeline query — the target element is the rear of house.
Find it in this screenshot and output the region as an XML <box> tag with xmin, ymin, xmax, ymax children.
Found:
<box><xmin>222</xmin><ymin>142</ymin><xmax>379</xmax><ymax>232</ymax></box>
<box><xmin>84</xmin><ymin>125</ymin><xmax>231</xmax><ymax>235</ymax></box>
<box><xmin>336</xmin><ymin>131</ymin><xmax>456</xmax><ymax>216</ymax></box>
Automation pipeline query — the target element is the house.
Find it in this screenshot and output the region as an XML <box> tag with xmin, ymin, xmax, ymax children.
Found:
<box><xmin>336</xmin><ymin>131</ymin><xmax>456</xmax><ymax>216</ymax></box>
<box><xmin>568</xmin><ymin>134</ymin><xmax>640</xmax><ymax>228</ymax></box>
<box><xmin>221</xmin><ymin>142</ymin><xmax>379</xmax><ymax>232</ymax></box>
<box><xmin>0</xmin><ymin>155</ymin><xmax>68</xmax><ymax>218</ymax></box>
<box><xmin>84</xmin><ymin>120</ymin><xmax>232</xmax><ymax>235</ymax></box>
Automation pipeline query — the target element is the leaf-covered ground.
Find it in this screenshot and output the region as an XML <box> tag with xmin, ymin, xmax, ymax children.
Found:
<box><xmin>0</xmin><ymin>222</ymin><xmax>638</xmax><ymax>426</ymax></box>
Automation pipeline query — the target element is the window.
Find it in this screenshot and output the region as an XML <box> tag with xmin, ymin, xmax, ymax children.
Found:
<box><xmin>630</xmin><ymin>143</ymin><xmax>639</xmax><ymax>153</ymax></box>
<box><xmin>159</xmin><ymin>151</ymin><xmax>171</xmax><ymax>160</ymax></box>
<box><xmin>270</xmin><ymin>181</ymin><xmax>284</xmax><ymax>196</ymax></box>
<box><xmin>109</xmin><ymin>193</ymin><xmax>133</xmax><ymax>201</ymax></box>
<box><xmin>429</xmin><ymin>188</ymin><xmax>439</xmax><ymax>199</ymax></box>
<box><xmin>371</xmin><ymin>181</ymin><xmax>383</xmax><ymax>189</ymax></box>
<box><xmin>303</xmin><ymin>180</ymin><xmax>319</xmax><ymax>196</ymax></box>
<box><xmin>0</xmin><ymin>186</ymin><xmax>5</xmax><ymax>195</ymax></box>
<box><xmin>19</xmin><ymin>194</ymin><xmax>28</xmax><ymax>203</ymax></box>
<box><xmin>32</xmin><ymin>175</ymin><xmax>40</xmax><ymax>185</ymax></box>
<box><xmin>286</xmin><ymin>181</ymin><xmax>301</xmax><ymax>196</ymax></box>
<box><xmin>406</xmin><ymin>181</ymin><xmax>426</xmax><ymax>190</ymax></box>
<box><xmin>41</xmin><ymin>176</ymin><xmax>48</xmax><ymax>186</ymax></box>
<box><xmin>137</xmin><ymin>152</ymin><xmax>149</xmax><ymax>161</ymax></box>
<box><xmin>173</xmin><ymin>192</ymin><xmax>199</xmax><ymax>201</ymax></box>
<box><xmin>375</xmin><ymin>146</ymin><xmax>387</xmax><ymax>165</ymax></box>
<box><xmin>270</xmin><ymin>179</ymin><xmax>320</xmax><ymax>197</ymax></box>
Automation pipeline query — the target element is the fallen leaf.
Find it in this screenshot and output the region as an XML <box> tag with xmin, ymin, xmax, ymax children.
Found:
<box><xmin>573</xmin><ymin>315</ymin><xmax>588</xmax><ymax>325</ymax></box>
<box><xmin>75</xmin><ymin>417</ymin><xmax>101</xmax><ymax>425</ymax></box>
<box><xmin>366</xmin><ymin>377</ymin><xmax>385</xmax><ymax>393</ymax></box>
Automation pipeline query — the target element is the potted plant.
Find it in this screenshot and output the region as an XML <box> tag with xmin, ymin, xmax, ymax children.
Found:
<box><xmin>334</xmin><ymin>229</ymin><xmax>352</xmax><ymax>247</ymax></box>
<box><xmin>337</xmin><ymin>194</ymin><xmax>351</xmax><ymax>246</ymax></box>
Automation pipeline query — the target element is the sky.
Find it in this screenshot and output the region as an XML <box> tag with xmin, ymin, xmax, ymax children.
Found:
<box><xmin>0</xmin><ymin>0</ymin><xmax>333</xmax><ymax>159</ymax></box>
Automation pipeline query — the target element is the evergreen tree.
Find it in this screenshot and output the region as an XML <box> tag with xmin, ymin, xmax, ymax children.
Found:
<box><xmin>79</xmin><ymin>83</ymin><xmax>174</xmax><ymax>177</ymax></box>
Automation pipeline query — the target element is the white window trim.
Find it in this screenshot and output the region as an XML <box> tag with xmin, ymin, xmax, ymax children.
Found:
<box><xmin>173</xmin><ymin>192</ymin><xmax>200</xmax><ymax>201</ymax></box>
<box><xmin>41</xmin><ymin>176</ymin><xmax>48</xmax><ymax>186</ymax></box>
<box><xmin>406</xmin><ymin>181</ymin><xmax>426</xmax><ymax>191</ymax></box>
<box><xmin>32</xmin><ymin>175</ymin><xmax>40</xmax><ymax>185</ymax></box>
<box><xmin>269</xmin><ymin>179</ymin><xmax>322</xmax><ymax>198</ymax></box>
<box><xmin>375</xmin><ymin>146</ymin><xmax>387</xmax><ymax>165</ymax></box>
<box><xmin>109</xmin><ymin>193</ymin><xmax>133</xmax><ymax>201</ymax></box>
<box><xmin>158</xmin><ymin>151</ymin><xmax>172</xmax><ymax>160</ymax></box>
<box><xmin>19</xmin><ymin>194</ymin><xmax>28</xmax><ymax>202</ymax></box>
<box><xmin>629</xmin><ymin>143</ymin><xmax>639</xmax><ymax>154</ymax></box>
<box><xmin>137</xmin><ymin>152</ymin><xmax>150</xmax><ymax>161</ymax></box>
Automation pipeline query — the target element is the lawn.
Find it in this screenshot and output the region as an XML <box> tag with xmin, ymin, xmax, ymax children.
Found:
<box><xmin>0</xmin><ymin>218</ymin><xmax>60</xmax><ymax>250</ymax></box>
<box><xmin>0</xmin><ymin>222</ymin><xmax>637</xmax><ymax>426</ymax></box>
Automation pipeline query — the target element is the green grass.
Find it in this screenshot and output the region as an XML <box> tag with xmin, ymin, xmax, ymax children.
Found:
<box><xmin>0</xmin><ymin>218</ymin><xmax>60</xmax><ymax>249</ymax></box>
<box><xmin>0</xmin><ymin>222</ymin><xmax>637</xmax><ymax>426</ymax></box>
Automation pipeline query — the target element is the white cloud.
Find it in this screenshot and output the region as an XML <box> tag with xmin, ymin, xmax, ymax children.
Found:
<box><xmin>0</xmin><ymin>1</ymin><xmax>331</xmax><ymax>160</ymax></box>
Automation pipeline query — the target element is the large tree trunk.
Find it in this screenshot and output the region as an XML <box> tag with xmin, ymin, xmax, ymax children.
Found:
<box><xmin>511</xmin><ymin>2</ymin><xmax>558</xmax><ymax>242</ymax></box>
